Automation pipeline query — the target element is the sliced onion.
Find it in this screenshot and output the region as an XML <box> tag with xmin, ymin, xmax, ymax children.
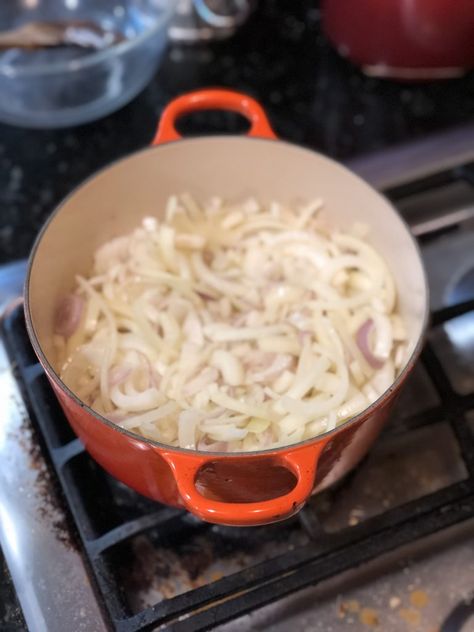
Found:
<box><xmin>204</xmin><ymin>323</ymin><xmax>291</xmax><ymax>342</ymax></box>
<box><xmin>196</xmin><ymin>291</ymin><xmax>216</xmax><ymax>301</ymax></box>
<box><xmin>356</xmin><ymin>319</ymin><xmax>384</xmax><ymax>369</ymax></box>
<box><xmin>200</xmin><ymin>414</ymin><xmax>247</xmax><ymax>427</ymax></box>
<box><xmin>371</xmin><ymin>312</ymin><xmax>393</xmax><ymax>360</ymax></box>
<box><xmin>135</xmin><ymin>351</ymin><xmax>161</xmax><ymax>389</ymax></box>
<box><xmin>259</xmin><ymin>428</ymin><xmax>274</xmax><ymax>447</ymax></box>
<box><xmin>105</xmin><ymin>411</ymin><xmax>127</xmax><ymax>423</ymax></box>
<box><xmin>108</xmin><ymin>365</ymin><xmax>132</xmax><ymax>387</ymax></box>
<box><xmin>183</xmin><ymin>311</ymin><xmax>204</xmax><ymax>346</ymax></box>
<box><xmin>244</xmin><ymin>350</ymin><xmax>274</xmax><ymax>370</ymax></box>
<box><xmin>211</xmin><ymin>350</ymin><xmax>244</xmax><ymax>386</ymax></box>
<box><xmin>178</xmin><ymin>409</ymin><xmax>201</xmax><ymax>449</ymax></box>
<box><xmin>297</xmin><ymin>330</ymin><xmax>312</xmax><ymax>346</ymax></box>
<box><xmin>207</xmin><ymin>425</ymin><xmax>248</xmax><ymax>441</ymax></box>
<box><xmin>209</xmin><ymin>386</ymin><xmax>276</xmax><ymax>420</ymax></box>
<box><xmin>118</xmin><ymin>401</ymin><xmax>178</xmax><ymax>429</ymax></box>
<box><xmin>110</xmin><ymin>384</ymin><xmax>162</xmax><ymax>412</ymax></box>
<box><xmin>59</xmin><ymin>193</ymin><xmax>403</xmax><ymax>454</ymax></box>
<box><xmin>257</xmin><ymin>336</ymin><xmax>300</xmax><ymax>355</ymax></box>
<box><xmin>286</xmin><ymin>356</ymin><xmax>330</xmax><ymax>399</ymax></box>
<box><xmin>197</xmin><ymin>440</ymin><xmax>227</xmax><ymax>452</ymax></box>
<box><xmin>184</xmin><ymin>367</ymin><xmax>219</xmax><ymax>396</ymax></box>
<box><xmin>246</xmin><ymin>417</ymin><xmax>270</xmax><ymax>434</ymax></box>
<box><xmin>251</xmin><ymin>354</ymin><xmax>293</xmax><ymax>383</ymax></box>
<box><xmin>54</xmin><ymin>294</ymin><xmax>84</xmax><ymax>337</ymax></box>
<box><xmin>272</xmin><ymin>370</ymin><xmax>294</xmax><ymax>394</ymax></box>
<box><xmin>370</xmin><ymin>359</ymin><xmax>395</xmax><ymax>396</ymax></box>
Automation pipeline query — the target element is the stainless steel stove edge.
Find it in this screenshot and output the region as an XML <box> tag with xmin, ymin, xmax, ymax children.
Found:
<box><xmin>0</xmin><ymin>262</ymin><xmax>108</xmax><ymax>632</ymax></box>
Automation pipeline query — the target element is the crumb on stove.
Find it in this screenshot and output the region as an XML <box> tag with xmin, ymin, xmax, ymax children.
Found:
<box><xmin>339</xmin><ymin>599</ymin><xmax>361</xmax><ymax>618</ymax></box>
<box><xmin>410</xmin><ymin>589</ymin><xmax>429</xmax><ymax>609</ymax></box>
<box><xmin>399</xmin><ymin>608</ymin><xmax>421</xmax><ymax>626</ymax></box>
<box><xmin>359</xmin><ymin>607</ymin><xmax>379</xmax><ymax>626</ymax></box>
<box><xmin>210</xmin><ymin>572</ymin><xmax>223</xmax><ymax>582</ymax></box>
<box><xmin>348</xmin><ymin>508</ymin><xmax>365</xmax><ymax>526</ymax></box>
<box><xmin>389</xmin><ymin>596</ymin><xmax>401</xmax><ymax>609</ymax></box>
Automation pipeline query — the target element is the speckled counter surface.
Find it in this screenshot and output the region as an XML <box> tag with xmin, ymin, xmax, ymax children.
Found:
<box><xmin>0</xmin><ymin>549</ymin><xmax>26</xmax><ymax>631</ymax></box>
<box><xmin>0</xmin><ymin>0</ymin><xmax>474</xmax><ymax>265</ymax></box>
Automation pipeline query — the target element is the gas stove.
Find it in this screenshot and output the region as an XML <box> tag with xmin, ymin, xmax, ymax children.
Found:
<box><xmin>0</xmin><ymin>126</ymin><xmax>473</xmax><ymax>632</ymax></box>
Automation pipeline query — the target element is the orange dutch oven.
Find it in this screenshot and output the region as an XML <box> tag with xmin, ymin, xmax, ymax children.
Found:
<box><xmin>25</xmin><ymin>89</ymin><xmax>428</xmax><ymax>526</ymax></box>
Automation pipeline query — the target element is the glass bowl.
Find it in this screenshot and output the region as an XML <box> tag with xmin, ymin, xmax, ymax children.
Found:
<box><xmin>0</xmin><ymin>0</ymin><xmax>174</xmax><ymax>128</ymax></box>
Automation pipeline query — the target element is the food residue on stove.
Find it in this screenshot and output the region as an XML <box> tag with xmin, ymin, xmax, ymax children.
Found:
<box><xmin>410</xmin><ymin>588</ymin><xmax>429</xmax><ymax>608</ymax></box>
<box><xmin>359</xmin><ymin>607</ymin><xmax>380</xmax><ymax>626</ymax></box>
<box><xmin>16</xmin><ymin>413</ymin><xmax>76</xmax><ymax>550</ymax></box>
<box><xmin>337</xmin><ymin>586</ymin><xmax>430</xmax><ymax>629</ymax></box>
<box><xmin>339</xmin><ymin>598</ymin><xmax>380</xmax><ymax>626</ymax></box>
<box><xmin>121</xmin><ymin>523</ymin><xmax>307</xmax><ymax>612</ymax></box>
<box><xmin>348</xmin><ymin>507</ymin><xmax>366</xmax><ymax>526</ymax></box>
<box><xmin>399</xmin><ymin>607</ymin><xmax>421</xmax><ymax>626</ymax></box>
<box><xmin>121</xmin><ymin>533</ymin><xmax>252</xmax><ymax>608</ymax></box>
<box><xmin>338</xmin><ymin>599</ymin><xmax>360</xmax><ymax>617</ymax></box>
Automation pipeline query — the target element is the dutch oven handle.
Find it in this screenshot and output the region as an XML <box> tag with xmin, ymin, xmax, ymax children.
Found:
<box><xmin>152</xmin><ymin>88</ymin><xmax>276</xmax><ymax>144</ymax></box>
<box><xmin>161</xmin><ymin>442</ymin><xmax>329</xmax><ymax>526</ymax></box>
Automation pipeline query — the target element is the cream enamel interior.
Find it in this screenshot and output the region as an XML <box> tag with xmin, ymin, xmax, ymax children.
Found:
<box><xmin>27</xmin><ymin>137</ymin><xmax>428</xmax><ymax>405</ymax></box>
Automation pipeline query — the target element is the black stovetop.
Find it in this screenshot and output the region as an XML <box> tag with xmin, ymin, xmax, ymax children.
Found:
<box><xmin>0</xmin><ymin>0</ymin><xmax>473</xmax><ymax>266</ymax></box>
<box><xmin>0</xmin><ymin>549</ymin><xmax>25</xmax><ymax>632</ymax></box>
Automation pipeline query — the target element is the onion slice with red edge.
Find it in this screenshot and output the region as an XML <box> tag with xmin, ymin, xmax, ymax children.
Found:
<box><xmin>54</xmin><ymin>294</ymin><xmax>84</xmax><ymax>337</ymax></box>
<box><xmin>356</xmin><ymin>319</ymin><xmax>384</xmax><ymax>369</ymax></box>
<box><xmin>251</xmin><ymin>354</ymin><xmax>293</xmax><ymax>383</ymax></box>
<box><xmin>108</xmin><ymin>365</ymin><xmax>132</xmax><ymax>387</ymax></box>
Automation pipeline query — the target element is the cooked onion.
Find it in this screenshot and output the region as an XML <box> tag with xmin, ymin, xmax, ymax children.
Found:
<box><xmin>54</xmin><ymin>294</ymin><xmax>84</xmax><ymax>337</ymax></box>
<box><xmin>57</xmin><ymin>194</ymin><xmax>406</xmax><ymax>452</ymax></box>
<box><xmin>356</xmin><ymin>319</ymin><xmax>385</xmax><ymax>369</ymax></box>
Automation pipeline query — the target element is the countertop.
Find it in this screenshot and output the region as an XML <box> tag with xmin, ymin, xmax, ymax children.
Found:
<box><xmin>1</xmin><ymin>0</ymin><xmax>474</xmax><ymax>266</ymax></box>
<box><xmin>0</xmin><ymin>549</ymin><xmax>26</xmax><ymax>631</ymax></box>
<box><xmin>0</xmin><ymin>1</ymin><xmax>473</xmax><ymax>628</ymax></box>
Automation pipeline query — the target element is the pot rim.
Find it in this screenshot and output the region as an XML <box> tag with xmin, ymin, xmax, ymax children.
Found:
<box><xmin>24</xmin><ymin>134</ymin><xmax>430</xmax><ymax>458</ymax></box>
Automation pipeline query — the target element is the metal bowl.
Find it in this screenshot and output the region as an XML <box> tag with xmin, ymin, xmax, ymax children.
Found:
<box><xmin>0</xmin><ymin>0</ymin><xmax>174</xmax><ymax>128</ymax></box>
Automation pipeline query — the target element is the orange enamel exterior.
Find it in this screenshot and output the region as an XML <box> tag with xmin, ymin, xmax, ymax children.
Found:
<box><xmin>25</xmin><ymin>89</ymin><xmax>428</xmax><ymax>526</ymax></box>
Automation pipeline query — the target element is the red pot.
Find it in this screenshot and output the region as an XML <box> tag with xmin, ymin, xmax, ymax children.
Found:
<box><xmin>24</xmin><ymin>89</ymin><xmax>428</xmax><ymax>526</ymax></box>
<box><xmin>322</xmin><ymin>0</ymin><xmax>474</xmax><ymax>80</ymax></box>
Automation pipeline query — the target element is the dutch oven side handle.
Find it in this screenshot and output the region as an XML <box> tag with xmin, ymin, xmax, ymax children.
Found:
<box><xmin>152</xmin><ymin>88</ymin><xmax>276</xmax><ymax>145</ymax></box>
<box><xmin>160</xmin><ymin>442</ymin><xmax>330</xmax><ymax>526</ymax></box>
